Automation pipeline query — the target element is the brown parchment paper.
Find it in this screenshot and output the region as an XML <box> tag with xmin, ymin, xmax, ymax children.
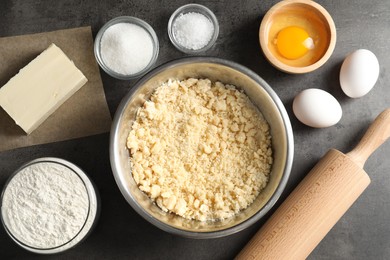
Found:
<box><xmin>0</xmin><ymin>26</ymin><xmax>112</xmax><ymax>152</ymax></box>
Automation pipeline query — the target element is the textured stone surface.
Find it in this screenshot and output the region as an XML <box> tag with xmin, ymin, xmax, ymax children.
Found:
<box><xmin>0</xmin><ymin>0</ymin><xmax>389</xmax><ymax>259</ymax></box>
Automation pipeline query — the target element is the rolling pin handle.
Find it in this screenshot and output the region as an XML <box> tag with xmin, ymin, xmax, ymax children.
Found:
<box><xmin>347</xmin><ymin>108</ymin><xmax>390</xmax><ymax>168</ymax></box>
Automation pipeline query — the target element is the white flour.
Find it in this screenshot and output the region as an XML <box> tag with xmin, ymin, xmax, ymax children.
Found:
<box><xmin>1</xmin><ymin>162</ymin><xmax>89</xmax><ymax>249</ymax></box>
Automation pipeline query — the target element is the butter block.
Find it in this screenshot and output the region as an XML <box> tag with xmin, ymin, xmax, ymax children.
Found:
<box><xmin>0</xmin><ymin>43</ymin><xmax>88</xmax><ymax>134</ymax></box>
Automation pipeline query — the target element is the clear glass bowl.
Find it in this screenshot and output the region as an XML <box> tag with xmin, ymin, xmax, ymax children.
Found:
<box><xmin>94</xmin><ymin>16</ymin><xmax>159</xmax><ymax>80</ymax></box>
<box><xmin>0</xmin><ymin>157</ymin><xmax>100</xmax><ymax>254</ymax></box>
<box><xmin>168</xmin><ymin>4</ymin><xmax>219</xmax><ymax>54</ymax></box>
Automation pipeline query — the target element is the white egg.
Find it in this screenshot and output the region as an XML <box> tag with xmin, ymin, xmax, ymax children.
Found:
<box><xmin>293</xmin><ymin>88</ymin><xmax>342</xmax><ymax>128</ymax></box>
<box><xmin>340</xmin><ymin>49</ymin><xmax>379</xmax><ymax>98</ymax></box>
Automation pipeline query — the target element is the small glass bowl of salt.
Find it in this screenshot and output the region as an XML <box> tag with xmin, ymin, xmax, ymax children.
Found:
<box><xmin>94</xmin><ymin>16</ymin><xmax>159</xmax><ymax>80</ymax></box>
<box><xmin>168</xmin><ymin>4</ymin><xmax>219</xmax><ymax>54</ymax></box>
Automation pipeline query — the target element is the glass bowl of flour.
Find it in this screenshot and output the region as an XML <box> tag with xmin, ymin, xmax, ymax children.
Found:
<box><xmin>94</xmin><ymin>16</ymin><xmax>160</xmax><ymax>80</ymax></box>
<box><xmin>0</xmin><ymin>158</ymin><xmax>100</xmax><ymax>254</ymax></box>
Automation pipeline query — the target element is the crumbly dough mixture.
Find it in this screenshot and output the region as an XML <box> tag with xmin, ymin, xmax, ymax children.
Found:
<box><xmin>127</xmin><ymin>78</ymin><xmax>272</xmax><ymax>221</ymax></box>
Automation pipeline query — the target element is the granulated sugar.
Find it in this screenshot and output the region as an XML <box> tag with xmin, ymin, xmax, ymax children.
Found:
<box><xmin>172</xmin><ymin>12</ymin><xmax>214</xmax><ymax>50</ymax></box>
<box><xmin>100</xmin><ymin>22</ymin><xmax>154</xmax><ymax>75</ymax></box>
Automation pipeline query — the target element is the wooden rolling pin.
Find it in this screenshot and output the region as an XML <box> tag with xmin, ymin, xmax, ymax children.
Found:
<box><xmin>236</xmin><ymin>108</ymin><xmax>390</xmax><ymax>260</ymax></box>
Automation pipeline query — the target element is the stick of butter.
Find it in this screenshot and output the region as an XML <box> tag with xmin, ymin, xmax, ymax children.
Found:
<box><xmin>0</xmin><ymin>43</ymin><xmax>88</xmax><ymax>134</ymax></box>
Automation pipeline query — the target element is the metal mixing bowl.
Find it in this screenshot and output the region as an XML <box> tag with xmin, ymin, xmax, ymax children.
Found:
<box><xmin>110</xmin><ymin>57</ymin><xmax>294</xmax><ymax>238</ymax></box>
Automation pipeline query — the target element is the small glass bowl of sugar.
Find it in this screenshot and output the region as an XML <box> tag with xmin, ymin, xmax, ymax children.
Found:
<box><xmin>94</xmin><ymin>16</ymin><xmax>159</xmax><ymax>80</ymax></box>
<box><xmin>168</xmin><ymin>4</ymin><xmax>219</xmax><ymax>54</ymax></box>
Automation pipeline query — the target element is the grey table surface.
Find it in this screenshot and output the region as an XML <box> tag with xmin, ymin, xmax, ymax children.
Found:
<box><xmin>0</xmin><ymin>0</ymin><xmax>389</xmax><ymax>259</ymax></box>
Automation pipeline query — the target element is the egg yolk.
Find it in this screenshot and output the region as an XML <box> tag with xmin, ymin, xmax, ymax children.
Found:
<box><xmin>276</xmin><ymin>26</ymin><xmax>314</xmax><ymax>60</ymax></box>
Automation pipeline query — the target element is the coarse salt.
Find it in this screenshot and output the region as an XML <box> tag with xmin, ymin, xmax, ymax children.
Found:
<box><xmin>100</xmin><ymin>22</ymin><xmax>154</xmax><ymax>75</ymax></box>
<box><xmin>172</xmin><ymin>12</ymin><xmax>214</xmax><ymax>50</ymax></box>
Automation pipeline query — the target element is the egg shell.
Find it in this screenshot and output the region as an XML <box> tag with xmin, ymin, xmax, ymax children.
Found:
<box><xmin>293</xmin><ymin>88</ymin><xmax>342</xmax><ymax>128</ymax></box>
<box><xmin>340</xmin><ymin>49</ymin><xmax>379</xmax><ymax>98</ymax></box>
